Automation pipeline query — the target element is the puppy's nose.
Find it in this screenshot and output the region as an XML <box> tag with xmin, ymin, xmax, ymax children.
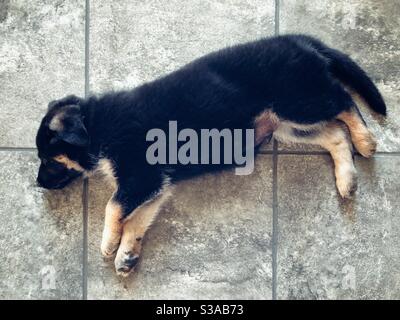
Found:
<box><xmin>36</xmin><ymin>177</ymin><xmax>43</xmax><ymax>188</ymax></box>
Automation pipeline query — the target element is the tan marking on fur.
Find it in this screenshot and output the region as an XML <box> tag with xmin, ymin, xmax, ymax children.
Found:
<box><xmin>96</xmin><ymin>158</ymin><xmax>117</xmax><ymax>189</ymax></box>
<box><xmin>114</xmin><ymin>187</ymin><xmax>172</xmax><ymax>276</ymax></box>
<box><xmin>49</xmin><ymin>113</ymin><xmax>64</xmax><ymax>131</ymax></box>
<box><xmin>101</xmin><ymin>197</ymin><xmax>124</xmax><ymax>257</ymax></box>
<box><xmin>253</xmin><ymin>110</ymin><xmax>280</xmax><ymax>145</ymax></box>
<box><xmin>337</xmin><ymin>109</ymin><xmax>377</xmax><ymax>158</ymax></box>
<box><xmin>53</xmin><ymin>154</ymin><xmax>84</xmax><ymax>172</ymax></box>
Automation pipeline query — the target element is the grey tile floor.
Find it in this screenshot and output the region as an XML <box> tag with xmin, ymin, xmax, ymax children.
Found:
<box><xmin>0</xmin><ymin>0</ymin><xmax>399</xmax><ymax>299</ymax></box>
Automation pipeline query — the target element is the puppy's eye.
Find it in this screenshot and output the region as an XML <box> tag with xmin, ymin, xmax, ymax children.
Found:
<box><xmin>49</xmin><ymin>136</ymin><xmax>59</xmax><ymax>145</ymax></box>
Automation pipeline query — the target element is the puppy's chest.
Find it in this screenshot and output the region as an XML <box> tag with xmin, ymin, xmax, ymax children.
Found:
<box><xmin>96</xmin><ymin>158</ymin><xmax>117</xmax><ymax>189</ymax></box>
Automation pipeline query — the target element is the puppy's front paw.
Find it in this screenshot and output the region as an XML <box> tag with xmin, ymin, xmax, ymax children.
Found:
<box><xmin>115</xmin><ymin>251</ymin><xmax>140</xmax><ymax>277</ymax></box>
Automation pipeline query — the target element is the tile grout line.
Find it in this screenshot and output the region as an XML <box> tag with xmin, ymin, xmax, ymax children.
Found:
<box><xmin>271</xmin><ymin>140</ymin><xmax>278</xmax><ymax>300</ymax></box>
<box><xmin>82</xmin><ymin>0</ymin><xmax>90</xmax><ymax>301</ymax></box>
<box><xmin>82</xmin><ymin>178</ymin><xmax>89</xmax><ymax>300</ymax></box>
<box><xmin>271</xmin><ymin>0</ymin><xmax>280</xmax><ymax>301</ymax></box>
<box><xmin>274</xmin><ymin>0</ymin><xmax>280</xmax><ymax>36</ymax></box>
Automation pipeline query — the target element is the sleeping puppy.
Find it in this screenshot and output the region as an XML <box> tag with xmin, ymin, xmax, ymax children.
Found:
<box><xmin>36</xmin><ymin>34</ymin><xmax>386</xmax><ymax>276</ymax></box>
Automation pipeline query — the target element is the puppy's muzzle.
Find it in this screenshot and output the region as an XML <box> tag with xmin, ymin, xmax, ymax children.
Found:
<box><xmin>37</xmin><ymin>164</ymin><xmax>82</xmax><ymax>189</ymax></box>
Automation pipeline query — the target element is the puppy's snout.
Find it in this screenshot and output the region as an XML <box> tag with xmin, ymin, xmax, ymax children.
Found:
<box><xmin>36</xmin><ymin>165</ymin><xmax>52</xmax><ymax>189</ymax></box>
<box><xmin>36</xmin><ymin>167</ymin><xmax>48</xmax><ymax>188</ymax></box>
<box><xmin>36</xmin><ymin>161</ymin><xmax>82</xmax><ymax>189</ymax></box>
<box><xmin>36</xmin><ymin>173</ymin><xmax>54</xmax><ymax>189</ymax></box>
<box><xmin>36</xmin><ymin>176</ymin><xmax>43</xmax><ymax>188</ymax></box>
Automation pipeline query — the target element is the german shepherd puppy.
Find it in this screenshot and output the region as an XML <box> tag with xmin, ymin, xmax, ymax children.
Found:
<box><xmin>36</xmin><ymin>35</ymin><xmax>386</xmax><ymax>276</ymax></box>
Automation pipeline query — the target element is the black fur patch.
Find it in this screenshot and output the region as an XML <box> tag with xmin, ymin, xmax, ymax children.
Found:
<box><xmin>292</xmin><ymin>128</ymin><xmax>320</xmax><ymax>138</ymax></box>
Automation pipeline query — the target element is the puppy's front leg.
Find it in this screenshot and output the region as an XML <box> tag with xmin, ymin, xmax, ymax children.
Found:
<box><xmin>114</xmin><ymin>190</ymin><xmax>172</xmax><ymax>277</ymax></box>
<box><xmin>100</xmin><ymin>165</ymin><xmax>167</xmax><ymax>260</ymax></box>
<box><xmin>100</xmin><ymin>195</ymin><xmax>124</xmax><ymax>258</ymax></box>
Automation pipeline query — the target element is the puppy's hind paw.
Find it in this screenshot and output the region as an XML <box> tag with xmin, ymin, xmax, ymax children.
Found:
<box><xmin>101</xmin><ymin>239</ymin><xmax>120</xmax><ymax>260</ymax></box>
<box><xmin>354</xmin><ymin>132</ymin><xmax>377</xmax><ymax>158</ymax></box>
<box><xmin>336</xmin><ymin>171</ymin><xmax>358</xmax><ymax>199</ymax></box>
<box><xmin>115</xmin><ymin>252</ymin><xmax>140</xmax><ymax>277</ymax></box>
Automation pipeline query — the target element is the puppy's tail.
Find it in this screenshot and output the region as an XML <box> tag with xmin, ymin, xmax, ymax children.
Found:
<box><xmin>303</xmin><ymin>37</ymin><xmax>387</xmax><ymax>116</ymax></box>
<box><xmin>291</xmin><ymin>35</ymin><xmax>386</xmax><ymax>115</ymax></box>
<box><xmin>323</xmin><ymin>48</ymin><xmax>386</xmax><ymax>115</ymax></box>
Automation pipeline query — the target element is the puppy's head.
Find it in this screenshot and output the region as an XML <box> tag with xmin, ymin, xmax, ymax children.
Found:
<box><xmin>36</xmin><ymin>96</ymin><xmax>88</xmax><ymax>189</ymax></box>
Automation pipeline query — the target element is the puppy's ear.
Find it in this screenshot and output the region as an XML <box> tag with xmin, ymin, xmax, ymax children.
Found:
<box><xmin>48</xmin><ymin>100</ymin><xmax>58</xmax><ymax>111</ymax></box>
<box><xmin>48</xmin><ymin>95</ymin><xmax>82</xmax><ymax>111</ymax></box>
<box><xmin>50</xmin><ymin>112</ymin><xmax>89</xmax><ymax>147</ymax></box>
<box><xmin>58</xmin><ymin>114</ymin><xmax>89</xmax><ymax>147</ymax></box>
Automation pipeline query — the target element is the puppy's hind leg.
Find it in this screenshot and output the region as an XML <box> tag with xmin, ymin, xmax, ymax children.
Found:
<box><xmin>274</xmin><ymin>121</ymin><xmax>357</xmax><ymax>198</ymax></box>
<box><xmin>317</xmin><ymin>122</ymin><xmax>358</xmax><ymax>198</ymax></box>
<box><xmin>337</xmin><ymin>106</ymin><xmax>377</xmax><ymax>158</ymax></box>
<box><xmin>101</xmin><ymin>195</ymin><xmax>124</xmax><ymax>258</ymax></box>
